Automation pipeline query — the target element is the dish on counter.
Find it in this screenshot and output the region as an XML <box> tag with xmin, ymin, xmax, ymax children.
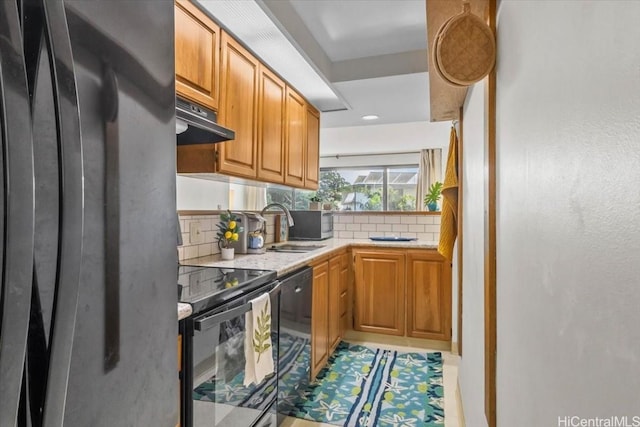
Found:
<box><xmin>369</xmin><ymin>236</ymin><xmax>417</xmax><ymax>242</ymax></box>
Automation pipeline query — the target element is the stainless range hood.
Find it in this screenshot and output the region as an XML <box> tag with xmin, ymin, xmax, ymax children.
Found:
<box><xmin>176</xmin><ymin>97</ymin><xmax>235</xmax><ymax>145</ymax></box>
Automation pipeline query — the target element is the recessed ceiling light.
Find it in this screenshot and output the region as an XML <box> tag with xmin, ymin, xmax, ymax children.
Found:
<box><xmin>362</xmin><ymin>115</ymin><xmax>379</xmax><ymax>121</ymax></box>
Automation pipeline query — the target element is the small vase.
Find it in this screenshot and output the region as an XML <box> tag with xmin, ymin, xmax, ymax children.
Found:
<box><xmin>427</xmin><ymin>202</ymin><xmax>439</xmax><ymax>212</ymax></box>
<box><xmin>220</xmin><ymin>247</ymin><xmax>234</xmax><ymax>260</ymax></box>
<box><xmin>309</xmin><ymin>201</ymin><xmax>321</xmax><ymax>210</ymax></box>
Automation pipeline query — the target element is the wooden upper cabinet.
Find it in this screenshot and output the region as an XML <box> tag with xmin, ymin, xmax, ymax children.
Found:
<box><xmin>406</xmin><ymin>250</ymin><xmax>452</xmax><ymax>341</ymax></box>
<box><xmin>353</xmin><ymin>250</ymin><xmax>406</xmax><ymax>336</ymax></box>
<box><xmin>305</xmin><ymin>105</ymin><xmax>320</xmax><ymax>190</ymax></box>
<box><xmin>217</xmin><ymin>31</ymin><xmax>259</xmax><ymax>178</ymax></box>
<box><xmin>284</xmin><ymin>87</ymin><xmax>306</xmax><ymax>187</ymax></box>
<box><xmin>257</xmin><ymin>66</ymin><xmax>286</xmax><ymax>184</ymax></box>
<box><xmin>175</xmin><ymin>0</ymin><xmax>219</xmax><ymax>110</ymax></box>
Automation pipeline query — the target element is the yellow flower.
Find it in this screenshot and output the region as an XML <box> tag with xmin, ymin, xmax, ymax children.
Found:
<box><xmin>228</xmin><ymin>220</ymin><xmax>236</xmax><ymax>229</ymax></box>
<box><xmin>232</xmin><ymin>233</ymin><xmax>239</xmax><ymax>241</ymax></box>
<box><xmin>224</xmin><ymin>231</ymin><xmax>232</xmax><ymax>239</ymax></box>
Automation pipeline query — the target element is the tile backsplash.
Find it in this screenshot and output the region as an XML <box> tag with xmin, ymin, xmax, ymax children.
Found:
<box><xmin>179</xmin><ymin>212</ymin><xmax>441</xmax><ymax>261</ymax></box>
<box><xmin>333</xmin><ymin>213</ymin><xmax>441</xmax><ymax>241</ymax></box>
<box><xmin>178</xmin><ymin>213</ymin><xmax>281</xmax><ymax>262</ymax></box>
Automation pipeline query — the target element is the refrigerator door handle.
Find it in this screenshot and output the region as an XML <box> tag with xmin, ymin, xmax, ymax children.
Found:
<box><xmin>103</xmin><ymin>64</ymin><xmax>121</xmax><ymax>371</ymax></box>
<box><xmin>40</xmin><ymin>0</ymin><xmax>85</xmax><ymax>426</ymax></box>
<box><xmin>0</xmin><ymin>1</ymin><xmax>36</xmax><ymax>425</ymax></box>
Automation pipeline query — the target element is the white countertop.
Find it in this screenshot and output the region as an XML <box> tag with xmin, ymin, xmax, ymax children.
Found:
<box><xmin>180</xmin><ymin>238</ymin><xmax>439</xmax><ymax>276</ymax></box>
<box><xmin>178</xmin><ymin>303</ymin><xmax>192</xmax><ymax>321</ymax></box>
<box><xmin>176</xmin><ymin>238</ymin><xmax>439</xmax><ymax>320</ymax></box>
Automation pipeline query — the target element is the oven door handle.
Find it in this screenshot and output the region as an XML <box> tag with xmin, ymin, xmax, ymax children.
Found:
<box><xmin>194</xmin><ymin>281</ymin><xmax>281</xmax><ymax>332</ymax></box>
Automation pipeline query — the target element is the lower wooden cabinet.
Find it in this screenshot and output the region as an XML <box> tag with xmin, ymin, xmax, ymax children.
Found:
<box><xmin>353</xmin><ymin>250</ymin><xmax>406</xmax><ymax>336</ymax></box>
<box><xmin>353</xmin><ymin>248</ymin><xmax>451</xmax><ymax>341</ymax></box>
<box><xmin>339</xmin><ymin>252</ymin><xmax>350</xmax><ymax>335</ymax></box>
<box><xmin>406</xmin><ymin>250</ymin><xmax>452</xmax><ymax>341</ymax></box>
<box><xmin>328</xmin><ymin>256</ymin><xmax>341</xmax><ymax>353</ymax></box>
<box><xmin>311</xmin><ymin>262</ymin><xmax>329</xmax><ymax>379</ymax></box>
<box><xmin>311</xmin><ymin>250</ymin><xmax>350</xmax><ymax>378</ymax></box>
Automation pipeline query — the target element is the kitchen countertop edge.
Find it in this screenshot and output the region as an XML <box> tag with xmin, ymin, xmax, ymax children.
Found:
<box><xmin>180</xmin><ymin>238</ymin><xmax>440</xmax><ymax>276</ymax></box>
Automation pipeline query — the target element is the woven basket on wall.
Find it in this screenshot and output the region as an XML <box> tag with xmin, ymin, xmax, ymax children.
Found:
<box><xmin>433</xmin><ymin>1</ymin><xmax>496</xmax><ymax>87</ymax></box>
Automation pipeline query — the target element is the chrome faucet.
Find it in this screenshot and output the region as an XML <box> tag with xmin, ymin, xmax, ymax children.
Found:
<box><xmin>260</xmin><ymin>203</ymin><xmax>295</xmax><ymax>227</ymax></box>
<box><xmin>260</xmin><ymin>203</ymin><xmax>293</xmax><ymax>241</ymax></box>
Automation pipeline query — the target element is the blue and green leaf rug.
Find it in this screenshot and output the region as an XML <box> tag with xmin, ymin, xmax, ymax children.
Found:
<box><xmin>283</xmin><ymin>341</ymin><xmax>444</xmax><ymax>427</ymax></box>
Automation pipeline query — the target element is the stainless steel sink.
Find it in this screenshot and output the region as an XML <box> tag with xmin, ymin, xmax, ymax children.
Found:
<box><xmin>267</xmin><ymin>244</ymin><xmax>326</xmax><ymax>253</ymax></box>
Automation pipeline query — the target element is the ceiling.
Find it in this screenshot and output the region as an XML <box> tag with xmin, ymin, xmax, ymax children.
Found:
<box><xmin>198</xmin><ymin>0</ymin><xmax>430</xmax><ymax>128</ymax></box>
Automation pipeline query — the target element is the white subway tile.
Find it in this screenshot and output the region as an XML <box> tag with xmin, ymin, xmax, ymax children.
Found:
<box><xmin>184</xmin><ymin>245</ymin><xmax>198</xmax><ymax>260</ymax></box>
<box><xmin>392</xmin><ymin>224</ymin><xmax>409</xmax><ymax>232</ymax></box>
<box><xmin>417</xmin><ymin>216</ymin><xmax>435</xmax><ymax>224</ymax></box>
<box><xmin>400</xmin><ymin>216</ymin><xmax>417</xmax><ymax>224</ymax></box>
<box><xmin>425</xmin><ymin>224</ymin><xmax>441</xmax><ymax>233</ymax></box>
<box><xmin>346</xmin><ymin>224</ymin><xmax>361</xmax><ymax>231</ymax></box>
<box><xmin>338</xmin><ymin>230</ymin><xmax>354</xmax><ymax>239</ymax></box>
<box><xmin>433</xmin><ymin>215</ymin><xmax>441</xmax><ymax>224</ymax></box>
<box><xmin>433</xmin><ymin>233</ymin><xmax>440</xmax><ymax>241</ymax></box>
<box><xmin>198</xmin><ymin>243</ymin><xmax>213</xmax><ymax>257</ymax></box>
<box><xmin>204</xmin><ymin>231</ymin><xmax>217</xmax><ymax>243</ymax></box>
<box><xmin>384</xmin><ymin>216</ymin><xmax>401</xmax><ymax>224</ymax></box>
<box><xmin>361</xmin><ymin>224</ymin><xmax>377</xmax><ymax>231</ymax></box>
<box><xmin>353</xmin><ymin>231</ymin><xmax>369</xmax><ymax>239</ymax></box>
<box><xmin>400</xmin><ymin>232</ymin><xmax>418</xmax><ymax>238</ymax></box>
<box><xmin>199</xmin><ymin>218</ymin><xmax>213</xmax><ymax>231</ymax></box>
<box><xmin>408</xmin><ymin>224</ymin><xmax>426</xmax><ymax>233</ymax></box>
<box><xmin>385</xmin><ymin>232</ymin><xmax>400</xmax><ymax>237</ymax></box>
<box><xmin>376</xmin><ymin>224</ymin><xmax>392</xmax><ymax>232</ymax></box>
<box><xmin>417</xmin><ymin>232</ymin><xmax>435</xmax><ymax>241</ymax></box>
<box><xmin>333</xmin><ymin>223</ymin><xmax>346</xmax><ymax>231</ymax></box>
<box><xmin>368</xmin><ymin>216</ymin><xmax>385</xmax><ymax>224</ymax></box>
<box><xmin>338</xmin><ymin>215</ymin><xmax>353</xmax><ymax>224</ymax></box>
<box><xmin>353</xmin><ymin>216</ymin><xmax>369</xmax><ymax>224</ymax></box>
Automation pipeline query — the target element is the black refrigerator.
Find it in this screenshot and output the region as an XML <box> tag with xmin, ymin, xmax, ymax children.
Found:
<box><xmin>0</xmin><ymin>1</ymin><xmax>178</xmax><ymax>426</ymax></box>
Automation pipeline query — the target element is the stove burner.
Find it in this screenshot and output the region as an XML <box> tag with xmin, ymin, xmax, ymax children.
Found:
<box><xmin>177</xmin><ymin>265</ymin><xmax>276</xmax><ymax>314</ymax></box>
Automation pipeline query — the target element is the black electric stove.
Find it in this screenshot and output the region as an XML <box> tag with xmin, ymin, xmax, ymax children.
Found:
<box><xmin>177</xmin><ymin>265</ymin><xmax>277</xmax><ymax>314</ymax></box>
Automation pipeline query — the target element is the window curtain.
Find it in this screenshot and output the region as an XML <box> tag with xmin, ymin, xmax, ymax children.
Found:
<box><xmin>415</xmin><ymin>148</ymin><xmax>442</xmax><ymax>211</ymax></box>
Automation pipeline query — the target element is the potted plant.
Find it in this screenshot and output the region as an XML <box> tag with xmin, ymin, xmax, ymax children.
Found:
<box><xmin>309</xmin><ymin>195</ymin><xmax>322</xmax><ymax>210</ymax></box>
<box><xmin>424</xmin><ymin>181</ymin><xmax>443</xmax><ymax>212</ymax></box>
<box><xmin>216</xmin><ymin>210</ymin><xmax>242</xmax><ymax>260</ymax></box>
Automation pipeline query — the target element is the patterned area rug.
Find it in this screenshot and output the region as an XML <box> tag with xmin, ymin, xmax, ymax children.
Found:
<box><xmin>283</xmin><ymin>341</ymin><xmax>444</xmax><ymax>427</ymax></box>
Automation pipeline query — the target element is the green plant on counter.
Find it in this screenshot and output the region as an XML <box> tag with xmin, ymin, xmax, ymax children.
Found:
<box><xmin>216</xmin><ymin>210</ymin><xmax>243</xmax><ymax>249</ymax></box>
<box><xmin>424</xmin><ymin>181</ymin><xmax>443</xmax><ymax>211</ymax></box>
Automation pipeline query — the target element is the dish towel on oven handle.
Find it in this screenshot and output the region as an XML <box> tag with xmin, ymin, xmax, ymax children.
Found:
<box><xmin>243</xmin><ymin>292</ymin><xmax>274</xmax><ymax>386</ymax></box>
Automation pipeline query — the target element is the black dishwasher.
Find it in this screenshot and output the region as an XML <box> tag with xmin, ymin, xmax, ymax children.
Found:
<box><xmin>276</xmin><ymin>266</ymin><xmax>313</xmax><ymax>424</ymax></box>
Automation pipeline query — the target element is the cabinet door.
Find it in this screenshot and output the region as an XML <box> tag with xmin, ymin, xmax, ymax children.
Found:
<box><xmin>311</xmin><ymin>262</ymin><xmax>329</xmax><ymax>379</ymax></box>
<box><xmin>305</xmin><ymin>106</ymin><xmax>320</xmax><ymax>189</ymax></box>
<box><xmin>218</xmin><ymin>32</ymin><xmax>259</xmax><ymax>178</ymax></box>
<box><xmin>257</xmin><ymin>66</ymin><xmax>286</xmax><ymax>183</ymax></box>
<box><xmin>339</xmin><ymin>252</ymin><xmax>350</xmax><ymax>335</ymax></box>
<box><xmin>353</xmin><ymin>250</ymin><xmax>406</xmax><ymax>336</ymax></box>
<box><xmin>175</xmin><ymin>0</ymin><xmax>219</xmax><ymax>110</ymax></box>
<box><xmin>406</xmin><ymin>250</ymin><xmax>452</xmax><ymax>341</ymax></box>
<box><xmin>328</xmin><ymin>255</ymin><xmax>342</xmax><ymax>353</ymax></box>
<box><xmin>284</xmin><ymin>87</ymin><xmax>306</xmax><ymax>187</ymax></box>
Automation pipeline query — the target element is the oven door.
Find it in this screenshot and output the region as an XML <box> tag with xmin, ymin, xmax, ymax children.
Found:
<box><xmin>185</xmin><ymin>281</ymin><xmax>280</xmax><ymax>427</ymax></box>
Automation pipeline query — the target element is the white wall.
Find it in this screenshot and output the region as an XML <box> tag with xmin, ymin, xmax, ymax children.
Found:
<box><xmin>458</xmin><ymin>81</ymin><xmax>487</xmax><ymax>427</ymax></box>
<box><xmin>496</xmin><ymin>2</ymin><xmax>640</xmax><ymax>425</ymax></box>
<box><xmin>320</xmin><ymin>120</ymin><xmax>451</xmax><ymax>156</ymax></box>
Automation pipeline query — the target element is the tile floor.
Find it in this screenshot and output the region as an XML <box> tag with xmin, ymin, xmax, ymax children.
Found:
<box><xmin>281</xmin><ymin>330</ymin><xmax>461</xmax><ymax>427</ymax></box>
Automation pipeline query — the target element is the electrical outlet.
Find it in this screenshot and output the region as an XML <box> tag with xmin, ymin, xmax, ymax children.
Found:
<box><xmin>190</xmin><ymin>221</ymin><xmax>204</xmax><ymax>244</ymax></box>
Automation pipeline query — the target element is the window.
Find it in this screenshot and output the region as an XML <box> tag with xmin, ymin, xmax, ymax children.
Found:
<box><xmin>265</xmin><ymin>166</ymin><xmax>419</xmax><ymax>211</ymax></box>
